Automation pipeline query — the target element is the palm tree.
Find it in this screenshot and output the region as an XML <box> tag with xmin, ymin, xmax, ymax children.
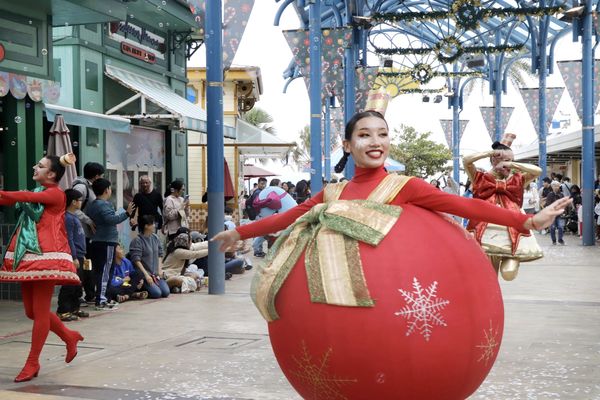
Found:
<box><xmin>241</xmin><ymin>107</ymin><xmax>276</xmax><ymax>135</ymax></box>
<box><xmin>463</xmin><ymin>57</ymin><xmax>532</xmax><ymax>104</ymax></box>
<box><xmin>289</xmin><ymin>125</ymin><xmax>311</xmax><ymax>167</ymax></box>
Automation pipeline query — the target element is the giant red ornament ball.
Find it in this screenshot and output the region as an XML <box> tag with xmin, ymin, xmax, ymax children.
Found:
<box><xmin>267</xmin><ymin>205</ymin><xmax>504</xmax><ymax>400</ymax></box>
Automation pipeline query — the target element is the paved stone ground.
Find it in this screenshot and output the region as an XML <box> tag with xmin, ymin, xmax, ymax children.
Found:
<box><xmin>0</xmin><ymin>232</ymin><xmax>599</xmax><ymax>400</ymax></box>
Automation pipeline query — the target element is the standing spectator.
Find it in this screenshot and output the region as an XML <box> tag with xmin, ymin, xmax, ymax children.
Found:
<box><xmin>546</xmin><ymin>181</ymin><xmax>566</xmax><ymax>245</ymax></box>
<box><xmin>132</xmin><ymin>175</ymin><xmax>163</xmax><ymax>231</ymax></box>
<box><xmin>56</xmin><ymin>189</ymin><xmax>89</xmax><ymax>321</ymax></box>
<box><xmin>86</xmin><ymin>178</ymin><xmax>134</xmax><ymax>310</ymax></box>
<box><xmin>295</xmin><ymin>180</ymin><xmax>310</xmax><ymax>204</ymax></box>
<box><xmin>71</xmin><ymin>161</ymin><xmax>105</xmax><ymax>304</ymax></box>
<box><xmin>106</xmin><ymin>244</ymin><xmax>146</xmax><ymax>303</ymax></box>
<box><xmin>163</xmin><ymin>180</ymin><xmax>189</xmax><ymax>241</ymax></box>
<box><xmin>252</xmin><ymin>179</ymin><xmax>280</xmax><ymax>257</ymax></box>
<box><xmin>539</xmin><ymin>177</ymin><xmax>552</xmax><ymax>209</ymax></box>
<box><xmin>130</xmin><ymin>215</ymin><xmax>170</xmax><ymax>299</ymax></box>
<box><xmin>560</xmin><ymin>176</ymin><xmax>572</xmax><ymax>198</ymax></box>
<box><xmin>569</xmin><ymin>184</ymin><xmax>582</xmax><ymax>207</ymax></box>
<box><xmin>522</xmin><ymin>182</ymin><xmax>539</xmax><ymax>215</ymax></box>
<box><xmin>244</xmin><ymin>177</ymin><xmax>266</xmax><ymax>221</ymax></box>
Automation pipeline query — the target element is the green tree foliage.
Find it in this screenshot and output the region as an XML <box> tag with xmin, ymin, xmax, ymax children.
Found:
<box><xmin>241</xmin><ymin>107</ymin><xmax>276</xmax><ymax>134</ymax></box>
<box><xmin>288</xmin><ymin>124</ymin><xmax>341</xmax><ymax>167</ymax></box>
<box><xmin>289</xmin><ymin>125</ymin><xmax>311</xmax><ymax>166</ymax></box>
<box><xmin>389</xmin><ymin>125</ymin><xmax>452</xmax><ymax>178</ymax></box>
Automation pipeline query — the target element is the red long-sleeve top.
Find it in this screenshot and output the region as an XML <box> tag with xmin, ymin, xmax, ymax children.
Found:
<box><xmin>237</xmin><ymin>167</ymin><xmax>529</xmax><ymax>240</ymax></box>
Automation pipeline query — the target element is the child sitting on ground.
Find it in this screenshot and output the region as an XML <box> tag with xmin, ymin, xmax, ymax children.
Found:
<box><xmin>106</xmin><ymin>244</ymin><xmax>148</xmax><ymax>303</ymax></box>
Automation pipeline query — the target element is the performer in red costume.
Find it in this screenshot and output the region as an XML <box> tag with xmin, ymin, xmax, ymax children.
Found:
<box><xmin>214</xmin><ymin>112</ymin><xmax>571</xmax><ymax>400</ymax></box>
<box><xmin>463</xmin><ymin>133</ymin><xmax>543</xmax><ymax>281</ymax></box>
<box><xmin>0</xmin><ymin>154</ymin><xmax>83</xmax><ymax>382</ymax></box>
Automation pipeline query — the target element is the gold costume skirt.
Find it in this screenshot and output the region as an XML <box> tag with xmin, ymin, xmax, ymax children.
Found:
<box><xmin>480</xmin><ymin>224</ymin><xmax>543</xmax><ymax>262</ymax></box>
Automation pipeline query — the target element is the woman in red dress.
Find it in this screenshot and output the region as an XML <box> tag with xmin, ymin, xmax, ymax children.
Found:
<box><xmin>213</xmin><ymin>111</ymin><xmax>571</xmax><ymax>399</ymax></box>
<box><xmin>462</xmin><ymin>133</ymin><xmax>543</xmax><ymax>281</ymax></box>
<box><xmin>0</xmin><ymin>154</ymin><xmax>83</xmax><ymax>382</ymax></box>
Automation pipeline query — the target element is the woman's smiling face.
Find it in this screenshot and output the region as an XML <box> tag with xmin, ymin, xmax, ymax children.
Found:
<box><xmin>343</xmin><ymin>116</ymin><xmax>390</xmax><ymax>169</ymax></box>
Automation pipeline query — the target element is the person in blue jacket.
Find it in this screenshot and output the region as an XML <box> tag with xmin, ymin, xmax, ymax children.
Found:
<box><xmin>85</xmin><ymin>178</ymin><xmax>134</xmax><ymax>310</ymax></box>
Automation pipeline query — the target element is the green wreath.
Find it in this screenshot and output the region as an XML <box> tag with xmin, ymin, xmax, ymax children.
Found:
<box><xmin>434</xmin><ymin>37</ymin><xmax>463</xmax><ymax>64</ymax></box>
<box><xmin>410</xmin><ymin>63</ymin><xmax>434</xmax><ymax>84</ymax></box>
<box><xmin>452</xmin><ymin>0</ymin><xmax>482</xmax><ymax>31</ymax></box>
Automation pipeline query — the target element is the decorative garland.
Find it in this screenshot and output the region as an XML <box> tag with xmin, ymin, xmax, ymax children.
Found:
<box><xmin>372</xmin><ymin>5</ymin><xmax>566</xmax><ymax>25</ymax></box>
<box><xmin>378</xmin><ymin>70</ymin><xmax>485</xmax><ymax>79</ymax></box>
<box><xmin>374</xmin><ymin>43</ymin><xmax>525</xmax><ymax>64</ymax></box>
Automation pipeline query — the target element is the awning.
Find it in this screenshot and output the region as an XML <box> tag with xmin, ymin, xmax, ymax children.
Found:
<box><xmin>513</xmin><ymin>124</ymin><xmax>600</xmax><ymax>163</ymax></box>
<box><xmin>44</xmin><ymin>103</ymin><xmax>131</xmax><ymax>133</ymax></box>
<box><xmin>105</xmin><ymin>65</ymin><xmax>235</xmax><ymax>137</ymax></box>
<box><xmin>243</xmin><ymin>165</ymin><xmax>278</xmax><ymax>178</ymax></box>
<box><xmin>236</xmin><ymin>118</ymin><xmax>296</xmax><ymax>158</ymax></box>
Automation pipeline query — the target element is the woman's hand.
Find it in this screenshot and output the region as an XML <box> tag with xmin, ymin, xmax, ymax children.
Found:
<box><xmin>211</xmin><ymin>229</ymin><xmax>241</xmax><ymax>252</ymax></box>
<box><xmin>526</xmin><ymin>197</ymin><xmax>573</xmax><ymax>230</ymax></box>
<box><xmin>144</xmin><ymin>274</ymin><xmax>154</xmax><ymax>285</ymax></box>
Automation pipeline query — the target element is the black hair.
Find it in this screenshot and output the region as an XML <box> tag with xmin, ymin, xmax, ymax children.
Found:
<box><xmin>64</xmin><ymin>188</ymin><xmax>82</xmax><ymax>209</ymax></box>
<box><xmin>162</xmin><ymin>227</ymin><xmax>192</xmax><ymax>268</ymax></box>
<box><xmin>224</xmin><ymin>206</ymin><xmax>233</xmax><ymax>215</ymax></box>
<box><xmin>44</xmin><ymin>155</ymin><xmax>66</xmax><ymax>182</ymax></box>
<box><xmin>334</xmin><ymin>111</ymin><xmax>388</xmax><ymax>173</ymax></box>
<box><xmin>258</xmin><ymin>177</ymin><xmax>267</xmax><ymax>183</ymax></box>
<box><xmin>138</xmin><ymin>214</ymin><xmax>155</xmax><ymax>233</ymax></box>
<box><xmin>555</xmin><ymin>173</ymin><xmax>563</xmax><ymax>181</ymax></box>
<box><xmin>83</xmin><ymin>162</ymin><xmax>105</xmax><ymax>180</ymax></box>
<box><xmin>491</xmin><ymin>142</ymin><xmax>511</xmax><ymax>150</ymax></box>
<box><xmin>269</xmin><ymin>178</ymin><xmax>281</xmax><ymax>187</ymax></box>
<box><xmin>295</xmin><ymin>180</ymin><xmax>310</xmax><ymax>204</ymax></box>
<box><xmin>542</xmin><ymin>177</ymin><xmax>552</xmax><ymax>184</ymax></box>
<box><xmin>92</xmin><ymin>178</ymin><xmax>112</xmax><ymax>196</ymax></box>
<box><xmin>165</xmin><ymin>180</ymin><xmax>184</xmax><ymax>198</ymax></box>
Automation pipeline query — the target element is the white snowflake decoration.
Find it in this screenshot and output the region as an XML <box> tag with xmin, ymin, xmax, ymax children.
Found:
<box><xmin>395</xmin><ymin>277</ymin><xmax>450</xmax><ymax>341</ymax></box>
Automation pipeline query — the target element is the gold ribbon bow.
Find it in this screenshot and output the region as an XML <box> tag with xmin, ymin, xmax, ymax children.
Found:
<box><xmin>251</xmin><ymin>199</ymin><xmax>402</xmax><ymax>322</ymax></box>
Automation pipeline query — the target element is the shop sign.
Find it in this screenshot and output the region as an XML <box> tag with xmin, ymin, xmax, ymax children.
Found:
<box><xmin>121</xmin><ymin>42</ymin><xmax>156</xmax><ymax>64</ymax></box>
<box><xmin>109</xmin><ymin>21</ymin><xmax>166</xmax><ymax>54</ymax></box>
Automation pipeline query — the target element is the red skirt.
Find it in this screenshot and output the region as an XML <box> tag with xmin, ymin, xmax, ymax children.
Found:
<box><xmin>0</xmin><ymin>250</ymin><xmax>79</xmax><ymax>285</ymax></box>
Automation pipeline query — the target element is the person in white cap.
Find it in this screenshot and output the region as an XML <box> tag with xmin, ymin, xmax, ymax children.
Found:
<box><xmin>462</xmin><ymin>133</ymin><xmax>543</xmax><ymax>281</ymax></box>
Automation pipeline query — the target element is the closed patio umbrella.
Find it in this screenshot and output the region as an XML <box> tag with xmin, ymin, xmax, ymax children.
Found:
<box><xmin>47</xmin><ymin>114</ymin><xmax>77</xmax><ymax>189</ymax></box>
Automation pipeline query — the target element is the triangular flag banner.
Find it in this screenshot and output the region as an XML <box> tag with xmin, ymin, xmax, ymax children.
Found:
<box><xmin>187</xmin><ymin>0</ymin><xmax>205</xmax><ymax>36</ymax></box>
<box><xmin>222</xmin><ymin>0</ymin><xmax>255</xmax><ymax>70</ymax></box>
<box><xmin>283</xmin><ymin>28</ymin><xmax>351</xmax><ymax>104</ymax></box>
<box><xmin>519</xmin><ymin>87</ymin><xmax>564</xmax><ymax>133</ymax></box>
<box><xmin>479</xmin><ymin>106</ymin><xmax>514</xmax><ymax>141</ymax></box>
<box><xmin>355</xmin><ymin>67</ymin><xmax>379</xmax><ymax>113</ymax></box>
<box><xmin>556</xmin><ymin>60</ymin><xmax>600</xmax><ymax>122</ymax></box>
<box><xmin>439</xmin><ymin>119</ymin><xmax>469</xmax><ymax>148</ymax></box>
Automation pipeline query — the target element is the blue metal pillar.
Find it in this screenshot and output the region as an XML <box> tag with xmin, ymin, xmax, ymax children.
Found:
<box><xmin>537</xmin><ymin>23</ymin><xmax>549</xmax><ymax>183</ymax></box>
<box><xmin>493</xmin><ymin>65</ymin><xmax>503</xmax><ymax>143</ymax></box>
<box><xmin>580</xmin><ymin>0</ymin><xmax>595</xmax><ymax>246</ymax></box>
<box><xmin>343</xmin><ymin>5</ymin><xmax>356</xmax><ymax>179</ymax></box>
<box><xmin>205</xmin><ymin>0</ymin><xmax>225</xmax><ymax>293</ymax></box>
<box><xmin>309</xmin><ymin>0</ymin><xmax>323</xmax><ymax>193</ymax></box>
<box><xmin>324</xmin><ymin>96</ymin><xmax>331</xmax><ymax>181</ymax></box>
<box><xmin>451</xmin><ymin>76</ymin><xmax>461</xmax><ymax>184</ymax></box>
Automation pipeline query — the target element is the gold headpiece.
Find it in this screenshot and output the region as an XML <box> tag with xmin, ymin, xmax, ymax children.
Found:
<box><xmin>59</xmin><ymin>153</ymin><xmax>76</xmax><ymax>167</ymax></box>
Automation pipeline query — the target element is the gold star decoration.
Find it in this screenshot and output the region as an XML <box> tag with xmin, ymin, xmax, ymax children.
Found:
<box><xmin>476</xmin><ymin>320</ymin><xmax>500</xmax><ymax>365</ymax></box>
<box><xmin>290</xmin><ymin>341</ymin><xmax>357</xmax><ymax>400</ymax></box>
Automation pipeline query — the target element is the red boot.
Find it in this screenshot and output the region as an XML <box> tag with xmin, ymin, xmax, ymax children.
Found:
<box><xmin>65</xmin><ymin>332</ymin><xmax>84</xmax><ymax>363</ymax></box>
<box><xmin>14</xmin><ymin>362</ymin><xmax>40</xmax><ymax>382</ymax></box>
